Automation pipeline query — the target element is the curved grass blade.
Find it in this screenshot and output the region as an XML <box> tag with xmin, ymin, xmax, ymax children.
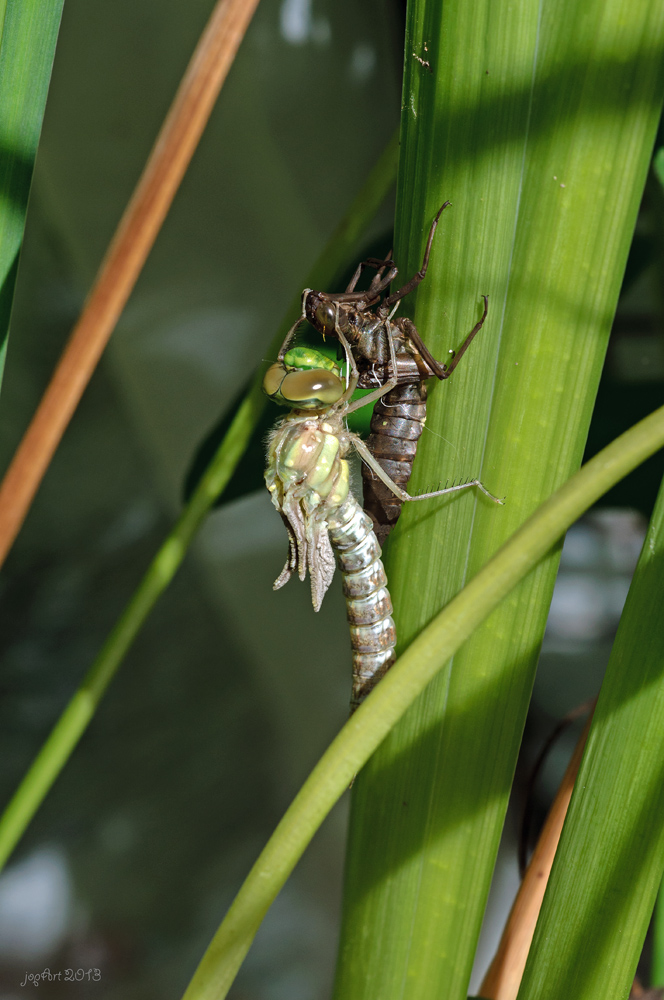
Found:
<box><xmin>179</xmin><ymin>406</ymin><xmax>664</xmax><ymax>1000</ymax></box>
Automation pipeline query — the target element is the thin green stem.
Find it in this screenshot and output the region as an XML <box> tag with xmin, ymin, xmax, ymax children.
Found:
<box><xmin>0</xmin><ymin>388</ymin><xmax>260</xmax><ymax>871</ymax></box>
<box><xmin>0</xmin><ymin>128</ymin><xmax>399</xmax><ymax>873</ymax></box>
<box><xmin>180</xmin><ymin>407</ymin><xmax>664</xmax><ymax>1000</ymax></box>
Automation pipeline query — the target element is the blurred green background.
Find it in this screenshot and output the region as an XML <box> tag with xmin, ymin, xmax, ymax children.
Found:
<box><xmin>0</xmin><ymin>1</ymin><xmax>661</xmax><ymax>998</ymax></box>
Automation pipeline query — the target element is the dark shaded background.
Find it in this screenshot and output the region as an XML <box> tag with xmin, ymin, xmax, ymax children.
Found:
<box><xmin>0</xmin><ymin>2</ymin><xmax>661</xmax><ymax>998</ymax></box>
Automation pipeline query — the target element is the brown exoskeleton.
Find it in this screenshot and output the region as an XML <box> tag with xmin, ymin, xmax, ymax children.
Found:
<box><xmin>280</xmin><ymin>203</ymin><xmax>490</xmax><ymax>544</ymax></box>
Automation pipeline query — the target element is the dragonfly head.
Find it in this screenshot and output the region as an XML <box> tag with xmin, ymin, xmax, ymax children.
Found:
<box><xmin>304</xmin><ymin>291</ymin><xmax>338</xmax><ymax>337</ymax></box>
<box><xmin>263</xmin><ymin>347</ymin><xmax>345</xmax><ymax>411</ymax></box>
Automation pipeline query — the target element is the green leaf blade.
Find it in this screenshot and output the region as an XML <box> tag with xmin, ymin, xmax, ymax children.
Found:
<box><xmin>334</xmin><ymin>1</ymin><xmax>664</xmax><ymax>998</ymax></box>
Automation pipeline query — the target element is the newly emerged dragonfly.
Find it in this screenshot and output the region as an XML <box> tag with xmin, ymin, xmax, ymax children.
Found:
<box><xmin>263</xmin><ymin>333</ymin><xmax>502</xmax><ymax>710</ymax></box>
<box><xmin>295</xmin><ymin>203</ymin><xmax>488</xmax><ymax>545</ymax></box>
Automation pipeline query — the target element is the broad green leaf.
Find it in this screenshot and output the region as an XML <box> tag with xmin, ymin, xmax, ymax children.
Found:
<box><xmin>0</xmin><ymin>0</ymin><xmax>64</xmax><ymax>389</ymax></box>
<box><xmin>518</xmin><ymin>471</ymin><xmax>664</xmax><ymax>1000</ymax></box>
<box><xmin>335</xmin><ymin>0</ymin><xmax>664</xmax><ymax>998</ymax></box>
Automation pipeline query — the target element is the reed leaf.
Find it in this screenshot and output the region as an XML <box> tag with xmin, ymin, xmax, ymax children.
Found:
<box><xmin>334</xmin><ymin>0</ymin><xmax>664</xmax><ymax>997</ymax></box>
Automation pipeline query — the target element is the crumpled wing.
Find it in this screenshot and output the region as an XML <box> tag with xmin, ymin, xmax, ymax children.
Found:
<box><xmin>275</xmin><ymin>491</ymin><xmax>335</xmax><ymax>611</ymax></box>
<box><xmin>281</xmin><ymin>492</ymin><xmax>309</xmax><ymax>581</ymax></box>
<box><xmin>272</xmin><ymin>492</ymin><xmax>308</xmax><ymax>593</ymax></box>
<box><xmin>272</xmin><ymin>512</ymin><xmax>298</xmax><ymax>590</ymax></box>
<box><xmin>267</xmin><ymin>432</ymin><xmax>303</xmax><ymax>592</ymax></box>
<box><xmin>306</xmin><ymin>510</ymin><xmax>336</xmax><ymax>612</ymax></box>
<box><xmin>266</xmin><ymin>422</ymin><xmax>338</xmax><ymax>610</ymax></box>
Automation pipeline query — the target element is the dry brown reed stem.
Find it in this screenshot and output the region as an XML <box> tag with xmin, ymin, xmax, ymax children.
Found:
<box><xmin>630</xmin><ymin>980</ymin><xmax>664</xmax><ymax>998</ymax></box>
<box><xmin>0</xmin><ymin>0</ymin><xmax>260</xmax><ymax>568</ymax></box>
<box><xmin>480</xmin><ymin>709</ymin><xmax>594</xmax><ymax>1000</ymax></box>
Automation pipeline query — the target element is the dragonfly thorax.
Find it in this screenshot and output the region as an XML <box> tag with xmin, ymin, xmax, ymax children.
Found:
<box><xmin>267</xmin><ymin>412</ymin><xmax>350</xmax><ymax>511</ymax></box>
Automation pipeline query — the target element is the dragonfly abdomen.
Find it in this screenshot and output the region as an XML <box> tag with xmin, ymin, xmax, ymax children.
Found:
<box><xmin>327</xmin><ymin>498</ymin><xmax>396</xmax><ymax>711</ymax></box>
<box><xmin>362</xmin><ymin>382</ymin><xmax>428</xmax><ymax>546</ymax></box>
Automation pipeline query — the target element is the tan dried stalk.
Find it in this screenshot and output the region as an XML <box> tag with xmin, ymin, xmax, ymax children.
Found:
<box><xmin>480</xmin><ymin>711</ymin><xmax>594</xmax><ymax>1000</ymax></box>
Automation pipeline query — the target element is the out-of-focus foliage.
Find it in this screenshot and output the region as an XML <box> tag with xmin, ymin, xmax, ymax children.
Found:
<box><xmin>0</xmin><ymin>1</ymin><xmax>64</xmax><ymax>385</ymax></box>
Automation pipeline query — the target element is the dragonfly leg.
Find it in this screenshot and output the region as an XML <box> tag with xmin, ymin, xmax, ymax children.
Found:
<box><xmin>336</xmin><ymin>325</ymin><xmax>362</xmax><ymax>403</ymax></box>
<box><xmin>382</xmin><ymin>201</ymin><xmax>451</xmax><ymax>309</ymax></box>
<box><xmin>398</xmin><ymin>294</ymin><xmax>489</xmax><ymax>380</ymax></box>
<box><xmin>352</xmin><ymin>434</ymin><xmax>504</xmax><ymax>505</ymax></box>
<box><xmin>366</xmin><ymin>253</ymin><xmax>395</xmax><ymax>295</ymax></box>
<box><xmin>404</xmin><ymin>478</ymin><xmax>505</xmax><ymax>504</ymax></box>
<box><xmin>441</xmin><ymin>294</ymin><xmax>489</xmax><ymax>376</ymax></box>
<box><xmin>345</xmin><ymin>256</ymin><xmax>398</xmax><ymax>295</ymax></box>
<box><xmin>277</xmin><ymin>290</ymin><xmax>310</xmax><ymax>361</ymax></box>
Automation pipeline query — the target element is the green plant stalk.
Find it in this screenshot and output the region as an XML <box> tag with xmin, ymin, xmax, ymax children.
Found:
<box><xmin>335</xmin><ymin>0</ymin><xmax>664</xmax><ymax>995</ymax></box>
<box><xmin>0</xmin><ymin>0</ymin><xmax>64</xmax><ymax>389</ymax></box>
<box><xmin>0</xmin><ymin>388</ymin><xmax>259</xmax><ymax>870</ymax></box>
<box><xmin>518</xmin><ymin>470</ymin><xmax>664</xmax><ymax>1000</ymax></box>
<box><xmin>0</xmin><ymin>130</ymin><xmax>399</xmax><ymax>873</ymax></box>
<box><xmin>180</xmin><ymin>407</ymin><xmax>664</xmax><ymax>1000</ymax></box>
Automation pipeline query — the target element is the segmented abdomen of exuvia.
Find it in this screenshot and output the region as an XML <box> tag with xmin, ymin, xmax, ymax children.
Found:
<box><xmin>361</xmin><ymin>382</ymin><xmax>427</xmax><ymax>547</ymax></box>
<box><xmin>327</xmin><ymin>498</ymin><xmax>396</xmax><ymax>712</ymax></box>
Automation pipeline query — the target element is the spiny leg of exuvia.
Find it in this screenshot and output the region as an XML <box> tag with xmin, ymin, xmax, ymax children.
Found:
<box><xmin>262</xmin><ymin>307</ymin><xmax>503</xmax><ymax>713</ymax></box>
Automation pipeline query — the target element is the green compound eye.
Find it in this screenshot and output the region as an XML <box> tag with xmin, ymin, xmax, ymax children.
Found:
<box><xmin>263</xmin><ymin>363</ymin><xmax>288</xmax><ymax>399</ymax></box>
<box><xmin>283</xmin><ymin>346</ymin><xmax>340</xmax><ymax>375</ymax></box>
<box><xmin>263</xmin><ymin>346</ymin><xmax>345</xmax><ymax>409</ymax></box>
<box><xmin>262</xmin><ymin>361</ymin><xmax>344</xmax><ymax>409</ymax></box>
<box><xmin>280</xmin><ymin>368</ymin><xmax>344</xmax><ymax>408</ymax></box>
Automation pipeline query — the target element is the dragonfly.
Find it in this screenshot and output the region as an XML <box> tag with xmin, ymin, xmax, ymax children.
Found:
<box><xmin>288</xmin><ymin>202</ymin><xmax>489</xmax><ymax>545</ymax></box>
<box><xmin>263</xmin><ymin>330</ymin><xmax>502</xmax><ymax>710</ymax></box>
